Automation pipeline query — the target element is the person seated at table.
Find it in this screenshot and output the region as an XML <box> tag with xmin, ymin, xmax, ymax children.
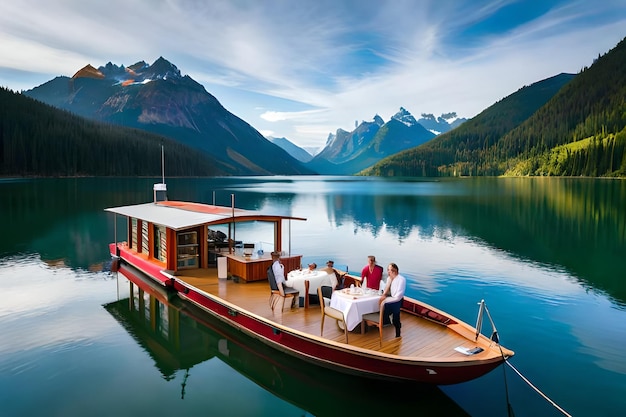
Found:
<box><xmin>323</xmin><ymin>260</ymin><xmax>345</xmax><ymax>290</ymax></box>
<box><xmin>378</xmin><ymin>262</ymin><xmax>406</xmax><ymax>338</ymax></box>
<box><xmin>305</xmin><ymin>262</ymin><xmax>317</xmax><ymax>272</ymax></box>
<box><xmin>271</xmin><ymin>251</ymin><xmax>288</xmax><ymax>295</ymax></box>
<box><xmin>361</xmin><ymin>255</ymin><xmax>383</xmax><ymax>290</ymax></box>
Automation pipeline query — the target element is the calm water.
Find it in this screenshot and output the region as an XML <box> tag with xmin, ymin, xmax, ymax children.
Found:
<box><xmin>0</xmin><ymin>176</ymin><xmax>624</xmax><ymax>417</ymax></box>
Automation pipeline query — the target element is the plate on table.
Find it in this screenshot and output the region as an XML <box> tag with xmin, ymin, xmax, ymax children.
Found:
<box><xmin>341</xmin><ymin>288</ymin><xmax>370</xmax><ymax>297</ymax></box>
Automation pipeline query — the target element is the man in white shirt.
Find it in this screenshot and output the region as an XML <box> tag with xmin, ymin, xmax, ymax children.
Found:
<box><xmin>323</xmin><ymin>260</ymin><xmax>344</xmax><ymax>290</ymax></box>
<box><xmin>379</xmin><ymin>262</ymin><xmax>406</xmax><ymax>337</ymax></box>
<box><xmin>271</xmin><ymin>251</ymin><xmax>287</xmax><ymax>295</ymax></box>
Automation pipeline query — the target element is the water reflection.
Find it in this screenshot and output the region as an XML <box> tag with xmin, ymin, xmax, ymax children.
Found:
<box><xmin>435</xmin><ymin>178</ymin><xmax>626</xmax><ymax>304</ymax></box>
<box><xmin>1</xmin><ymin>177</ymin><xmax>623</xmax><ymax>305</ymax></box>
<box><xmin>220</xmin><ymin>177</ymin><xmax>626</xmax><ymax>305</ymax></box>
<box><xmin>106</xmin><ymin>264</ymin><xmax>470</xmax><ymax>416</ymax></box>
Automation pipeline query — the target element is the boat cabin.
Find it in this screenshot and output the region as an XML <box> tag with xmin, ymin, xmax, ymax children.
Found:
<box><xmin>105</xmin><ymin>185</ymin><xmax>305</xmax><ymax>282</ymax></box>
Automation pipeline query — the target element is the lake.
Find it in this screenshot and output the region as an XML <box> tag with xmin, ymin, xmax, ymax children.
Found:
<box><xmin>0</xmin><ymin>176</ymin><xmax>624</xmax><ymax>417</ymax></box>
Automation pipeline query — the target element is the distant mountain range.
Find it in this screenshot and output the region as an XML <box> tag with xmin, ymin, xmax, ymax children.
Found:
<box><xmin>23</xmin><ymin>56</ymin><xmax>461</xmax><ymax>176</ymax></box>
<box><xmin>304</xmin><ymin>108</ymin><xmax>437</xmax><ymax>174</ymax></box>
<box><xmin>363</xmin><ymin>37</ymin><xmax>626</xmax><ymax>177</ymax></box>
<box><xmin>8</xmin><ymin>36</ymin><xmax>625</xmax><ymax>178</ymax></box>
<box><xmin>24</xmin><ymin>57</ymin><xmax>313</xmax><ymax>176</ymax></box>
<box><xmin>269</xmin><ymin>108</ymin><xmax>466</xmax><ymax>174</ymax></box>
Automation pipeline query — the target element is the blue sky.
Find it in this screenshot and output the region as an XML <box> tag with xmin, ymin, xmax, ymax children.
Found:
<box><xmin>1</xmin><ymin>0</ymin><xmax>625</xmax><ymax>150</ymax></box>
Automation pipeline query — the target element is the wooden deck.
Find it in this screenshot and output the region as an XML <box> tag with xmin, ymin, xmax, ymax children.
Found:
<box><xmin>175</xmin><ymin>267</ymin><xmax>495</xmax><ymax>361</ymax></box>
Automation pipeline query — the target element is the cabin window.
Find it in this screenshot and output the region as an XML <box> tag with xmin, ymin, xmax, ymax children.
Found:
<box><xmin>131</xmin><ymin>218</ymin><xmax>138</xmax><ymax>250</ymax></box>
<box><xmin>154</xmin><ymin>225</ymin><xmax>167</xmax><ymax>263</ymax></box>
<box><xmin>177</xmin><ymin>231</ymin><xmax>198</xmax><ymax>269</ymax></box>
<box><xmin>141</xmin><ymin>221</ymin><xmax>149</xmax><ymax>254</ymax></box>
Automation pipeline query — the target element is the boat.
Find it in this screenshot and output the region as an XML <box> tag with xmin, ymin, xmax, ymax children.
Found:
<box><xmin>105</xmin><ymin>182</ymin><xmax>514</xmax><ymax>385</ymax></box>
<box><xmin>105</xmin><ymin>264</ymin><xmax>471</xmax><ymax>415</ymax></box>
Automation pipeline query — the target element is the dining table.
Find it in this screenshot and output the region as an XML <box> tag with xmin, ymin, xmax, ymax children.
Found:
<box><xmin>330</xmin><ymin>288</ymin><xmax>381</xmax><ymax>331</ymax></box>
<box><xmin>286</xmin><ymin>269</ymin><xmax>334</xmax><ymax>297</ymax></box>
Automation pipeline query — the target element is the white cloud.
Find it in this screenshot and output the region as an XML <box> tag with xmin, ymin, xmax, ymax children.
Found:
<box><xmin>260</xmin><ymin>109</ymin><xmax>326</xmax><ymax>122</ymax></box>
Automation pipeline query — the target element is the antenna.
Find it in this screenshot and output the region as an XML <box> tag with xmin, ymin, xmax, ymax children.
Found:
<box><xmin>232</xmin><ymin>194</ymin><xmax>236</xmax><ymax>253</ymax></box>
<box><xmin>153</xmin><ymin>144</ymin><xmax>167</xmax><ymax>202</ymax></box>
<box><xmin>161</xmin><ymin>144</ymin><xmax>165</xmax><ymax>184</ymax></box>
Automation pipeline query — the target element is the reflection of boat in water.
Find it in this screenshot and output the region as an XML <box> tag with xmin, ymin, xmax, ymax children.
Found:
<box><xmin>105</xmin><ymin>184</ymin><xmax>513</xmax><ymax>385</ymax></box>
<box><xmin>105</xmin><ymin>264</ymin><xmax>471</xmax><ymax>416</ymax></box>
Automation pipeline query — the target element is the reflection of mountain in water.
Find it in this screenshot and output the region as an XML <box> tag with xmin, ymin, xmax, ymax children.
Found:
<box><xmin>314</xmin><ymin>178</ymin><xmax>625</xmax><ymax>305</ymax></box>
<box><xmin>0</xmin><ymin>178</ymin><xmax>156</xmax><ymax>266</ymax></box>
<box><xmin>435</xmin><ymin>179</ymin><xmax>626</xmax><ymax>304</ymax></box>
<box><xmin>324</xmin><ymin>193</ymin><xmax>458</xmax><ymax>241</ymax></box>
<box><xmin>105</xmin><ymin>265</ymin><xmax>470</xmax><ymax>416</ymax></box>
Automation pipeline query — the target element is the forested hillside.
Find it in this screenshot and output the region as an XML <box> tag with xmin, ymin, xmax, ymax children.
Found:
<box><xmin>365</xmin><ymin>37</ymin><xmax>626</xmax><ymax>178</ymax></box>
<box><xmin>0</xmin><ymin>88</ymin><xmax>225</xmax><ymax>177</ymax></box>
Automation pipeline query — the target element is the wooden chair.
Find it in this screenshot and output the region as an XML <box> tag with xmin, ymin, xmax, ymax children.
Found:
<box><xmin>361</xmin><ymin>308</ymin><xmax>386</xmax><ymax>346</ymax></box>
<box><xmin>267</xmin><ymin>266</ymin><xmax>299</xmax><ymax>311</ymax></box>
<box><xmin>317</xmin><ymin>286</ymin><xmax>348</xmax><ymax>343</ymax></box>
<box><xmin>342</xmin><ymin>274</ymin><xmax>361</xmax><ymax>288</ymax></box>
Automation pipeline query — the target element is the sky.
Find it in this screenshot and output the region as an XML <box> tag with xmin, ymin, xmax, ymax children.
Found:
<box><xmin>1</xmin><ymin>1</ymin><xmax>625</xmax><ymax>151</ymax></box>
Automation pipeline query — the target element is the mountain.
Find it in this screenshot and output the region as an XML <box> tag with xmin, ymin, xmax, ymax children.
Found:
<box><xmin>365</xmin><ymin>34</ymin><xmax>626</xmax><ymax>178</ymax></box>
<box><xmin>23</xmin><ymin>57</ymin><xmax>314</xmax><ymax>176</ymax></box>
<box><xmin>308</xmin><ymin>110</ymin><xmax>435</xmax><ymax>174</ymax></box>
<box><xmin>0</xmin><ymin>87</ymin><xmax>226</xmax><ymax>177</ymax></box>
<box><xmin>416</xmin><ymin>112</ymin><xmax>467</xmax><ymax>134</ymax></box>
<box><xmin>268</xmin><ymin>136</ymin><xmax>313</xmax><ymax>162</ymax></box>
<box><xmin>363</xmin><ymin>71</ymin><xmax>580</xmax><ymax>176</ymax></box>
<box><xmin>499</xmin><ymin>38</ymin><xmax>626</xmax><ymax>176</ymax></box>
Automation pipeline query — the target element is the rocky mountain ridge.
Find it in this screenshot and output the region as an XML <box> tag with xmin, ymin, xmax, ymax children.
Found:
<box><xmin>306</xmin><ymin>108</ymin><xmax>436</xmax><ymax>174</ymax></box>
<box><xmin>24</xmin><ymin>57</ymin><xmax>313</xmax><ymax>176</ymax></box>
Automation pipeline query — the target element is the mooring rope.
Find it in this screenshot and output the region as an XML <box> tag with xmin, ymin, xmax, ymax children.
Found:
<box><xmin>480</xmin><ymin>300</ymin><xmax>573</xmax><ymax>416</ymax></box>
<box><xmin>504</xmin><ymin>359</ymin><xmax>572</xmax><ymax>417</ymax></box>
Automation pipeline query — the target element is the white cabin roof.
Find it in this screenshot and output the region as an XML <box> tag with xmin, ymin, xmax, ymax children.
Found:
<box><xmin>105</xmin><ymin>201</ymin><xmax>305</xmax><ymax>231</ymax></box>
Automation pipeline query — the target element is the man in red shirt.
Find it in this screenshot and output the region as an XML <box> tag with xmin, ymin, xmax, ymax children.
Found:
<box><xmin>361</xmin><ymin>255</ymin><xmax>383</xmax><ymax>290</ymax></box>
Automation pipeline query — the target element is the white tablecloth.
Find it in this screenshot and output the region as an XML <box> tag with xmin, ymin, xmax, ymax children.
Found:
<box><xmin>286</xmin><ymin>269</ymin><xmax>333</xmax><ymax>295</ymax></box>
<box><xmin>330</xmin><ymin>289</ymin><xmax>380</xmax><ymax>331</ymax></box>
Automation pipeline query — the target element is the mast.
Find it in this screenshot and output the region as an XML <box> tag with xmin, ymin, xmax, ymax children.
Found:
<box><xmin>153</xmin><ymin>144</ymin><xmax>167</xmax><ymax>202</ymax></box>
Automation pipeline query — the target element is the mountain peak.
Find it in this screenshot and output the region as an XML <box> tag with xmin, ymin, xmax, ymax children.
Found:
<box><xmin>391</xmin><ymin>107</ymin><xmax>417</xmax><ymax>127</ymax></box>
<box><xmin>146</xmin><ymin>57</ymin><xmax>181</xmax><ymax>80</ymax></box>
<box><xmin>89</xmin><ymin>58</ymin><xmax>182</xmax><ymax>86</ymax></box>
<box><xmin>127</xmin><ymin>61</ymin><xmax>149</xmax><ymax>73</ymax></box>
<box><xmin>72</xmin><ymin>64</ymin><xmax>105</xmax><ymax>80</ymax></box>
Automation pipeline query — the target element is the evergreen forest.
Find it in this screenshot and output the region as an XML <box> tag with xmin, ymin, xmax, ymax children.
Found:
<box><xmin>0</xmin><ymin>87</ymin><xmax>225</xmax><ymax>177</ymax></box>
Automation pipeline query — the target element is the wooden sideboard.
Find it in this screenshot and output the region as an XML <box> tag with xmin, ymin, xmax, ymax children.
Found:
<box><xmin>223</xmin><ymin>253</ymin><xmax>302</xmax><ymax>282</ymax></box>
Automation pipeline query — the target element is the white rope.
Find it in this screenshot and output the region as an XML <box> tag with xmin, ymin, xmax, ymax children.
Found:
<box><xmin>505</xmin><ymin>359</ymin><xmax>572</xmax><ymax>417</ymax></box>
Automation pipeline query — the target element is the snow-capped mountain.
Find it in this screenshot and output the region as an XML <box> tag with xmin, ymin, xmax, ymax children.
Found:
<box><xmin>416</xmin><ymin>112</ymin><xmax>467</xmax><ymax>135</ymax></box>
<box><xmin>391</xmin><ymin>107</ymin><xmax>419</xmax><ymax>127</ymax></box>
<box><xmin>307</xmin><ymin>109</ymin><xmax>435</xmax><ymax>174</ymax></box>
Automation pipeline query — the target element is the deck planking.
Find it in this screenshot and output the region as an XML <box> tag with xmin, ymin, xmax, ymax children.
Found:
<box><xmin>172</xmin><ymin>267</ymin><xmax>491</xmax><ymax>361</ymax></box>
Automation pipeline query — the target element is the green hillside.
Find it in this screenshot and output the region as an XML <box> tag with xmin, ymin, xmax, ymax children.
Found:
<box><xmin>0</xmin><ymin>87</ymin><xmax>226</xmax><ymax>177</ymax></box>
<box><xmin>364</xmin><ymin>37</ymin><xmax>626</xmax><ymax>178</ymax></box>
